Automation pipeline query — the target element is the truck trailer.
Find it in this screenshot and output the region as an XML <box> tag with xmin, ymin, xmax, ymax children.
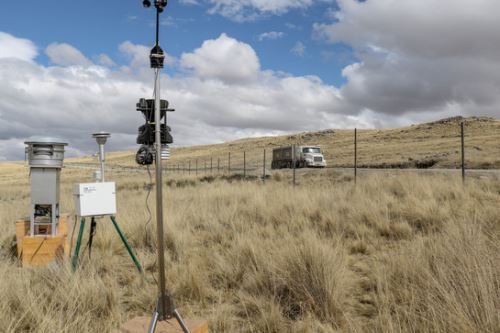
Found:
<box><xmin>271</xmin><ymin>145</ymin><xmax>327</xmax><ymax>169</ymax></box>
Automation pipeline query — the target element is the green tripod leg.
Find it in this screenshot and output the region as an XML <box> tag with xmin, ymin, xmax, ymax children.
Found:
<box><xmin>110</xmin><ymin>216</ymin><xmax>143</xmax><ymax>273</ymax></box>
<box><xmin>72</xmin><ymin>217</ymin><xmax>86</xmax><ymax>271</ymax></box>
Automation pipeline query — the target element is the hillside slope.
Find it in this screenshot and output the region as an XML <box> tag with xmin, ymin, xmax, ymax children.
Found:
<box><xmin>70</xmin><ymin>116</ymin><xmax>500</xmax><ymax>169</ymax></box>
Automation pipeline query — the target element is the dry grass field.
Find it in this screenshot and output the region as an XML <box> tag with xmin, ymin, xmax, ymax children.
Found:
<box><xmin>0</xmin><ymin>159</ymin><xmax>498</xmax><ymax>332</ymax></box>
<box><xmin>68</xmin><ymin>116</ymin><xmax>500</xmax><ymax>170</ymax></box>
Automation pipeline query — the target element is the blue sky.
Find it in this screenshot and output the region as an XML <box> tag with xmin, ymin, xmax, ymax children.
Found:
<box><xmin>0</xmin><ymin>0</ymin><xmax>498</xmax><ymax>160</ymax></box>
<box><xmin>0</xmin><ymin>0</ymin><xmax>352</xmax><ymax>86</ymax></box>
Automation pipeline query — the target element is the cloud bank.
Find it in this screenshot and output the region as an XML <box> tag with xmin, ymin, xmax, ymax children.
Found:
<box><xmin>203</xmin><ymin>0</ymin><xmax>333</xmax><ymax>22</ymax></box>
<box><xmin>1</xmin><ymin>0</ymin><xmax>500</xmax><ymax>160</ymax></box>
<box><xmin>314</xmin><ymin>0</ymin><xmax>500</xmax><ymax>118</ymax></box>
<box><xmin>0</xmin><ymin>32</ymin><xmax>343</xmax><ymax>160</ymax></box>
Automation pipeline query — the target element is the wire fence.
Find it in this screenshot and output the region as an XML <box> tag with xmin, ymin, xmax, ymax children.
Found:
<box><xmin>160</xmin><ymin>121</ymin><xmax>500</xmax><ymax>184</ymax></box>
<box><xmin>65</xmin><ymin>120</ymin><xmax>499</xmax><ymax>184</ymax></box>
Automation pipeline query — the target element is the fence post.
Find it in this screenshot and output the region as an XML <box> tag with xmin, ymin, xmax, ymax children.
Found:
<box><xmin>217</xmin><ymin>157</ymin><xmax>220</xmax><ymax>173</ymax></box>
<box><xmin>243</xmin><ymin>151</ymin><xmax>246</xmax><ymax>178</ymax></box>
<box><xmin>292</xmin><ymin>144</ymin><xmax>296</xmax><ymax>187</ymax></box>
<box><xmin>228</xmin><ymin>152</ymin><xmax>231</xmax><ymax>174</ymax></box>
<box><xmin>188</xmin><ymin>161</ymin><xmax>191</xmax><ymax>175</ymax></box>
<box><xmin>263</xmin><ymin>149</ymin><xmax>266</xmax><ymax>181</ymax></box>
<box><xmin>354</xmin><ymin>128</ymin><xmax>357</xmax><ymax>184</ymax></box>
<box><xmin>204</xmin><ymin>161</ymin><xmax>207</xmax><ymax>174</ymax></box>
<box><xmin>210</xmin><ymin>157</ymin><xmax>213</xmax><ymax>173</ymax></box>
<box><xmin>196</xmin><ymin>159</ymin><xmax>198</xmax><ymax>175</ymax></box>
<box><xmin>461</xmin><ymin>121</ymin><xmax>465</xmax><ymax>182</ymax></box>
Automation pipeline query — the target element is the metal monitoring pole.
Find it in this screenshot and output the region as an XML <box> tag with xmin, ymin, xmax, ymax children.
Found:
<box><xmin>141</xmin><ymin>1</ymin><xmax>190</xmax><ymax>333</ymax></box>
<box><xmin>461</xmin><ymin>121</ymin><xmax>465</xmax><ymax>182</ymax></box>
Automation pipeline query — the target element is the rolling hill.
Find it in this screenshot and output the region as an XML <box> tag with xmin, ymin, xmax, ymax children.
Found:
<box><xmin>67</xmin><ymin>116</ymin><xmax>500</xmax><ymax>170</ymax></box>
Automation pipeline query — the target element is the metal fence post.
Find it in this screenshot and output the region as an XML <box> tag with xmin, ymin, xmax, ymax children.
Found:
<box><xmin>263</xmin><ymin>149</ymin><xmax>266</xmax><ymax>181</ymax></box>
<box><xmin>461</xmin><ymin>121</ymin><xmax>465</xmax><ymax>182</ymax></box>
<box><xmin>188</xmin><ymin>161</ymin><xmax>191</xmax><ymax>175</ymax></box>
<box><xmin>292</xmin><ymin>144</ymin><xmax>296</xmax><ymax>187</ymax></box>
<box><xmin>210</xmin><ymin>157</ymin><xmax>213</xmax><ymax>173</ymax></box>
<box><xmin>228</xmin><ymin>152</ymin><xmax>231</xmax><ymax>174</ymax></box>
<box><xmin>354</xmin><ymin>128</ymin><xmax>357</xmax><ymax>184</ymax></box>
<box><xmin>217</xmin><ymin>157</ymin><xmax>220</xmax><ymax>173</ymax></box>
<box><xmin>196</xmin><ymin>159</ymin><xmax>198</xmax><ymax>175</ymax></box>
<box><xmin>243</xmin><ymin>151</ymin><xmax>246</xmax><ymax>178</ymax></box>
<box><xmin>204</xmin><ymin>161</ymin><xmax>207</xmax><ymax>174</ymax></box>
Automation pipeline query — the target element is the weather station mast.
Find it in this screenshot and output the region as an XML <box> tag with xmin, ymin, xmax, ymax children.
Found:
<box><xmin>138</xmin><ymin>1</ymin><xmax>191</xmax><ymax>332</ymax></box>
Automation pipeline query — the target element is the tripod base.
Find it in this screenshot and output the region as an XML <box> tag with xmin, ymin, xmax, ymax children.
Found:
<box><xmin>117</xmin><ymin>316</ymin><xmax>208</xmax><ymax>333</ymax></box>
<box><xmin>71</xmin><ymin>216</ymin><xmax>143</xmax><ymax>273</ymax></box>
<box><xmin>148</xmin><ymin>295</ymin><xmax>192</xmax><ymax>333</ymax></box>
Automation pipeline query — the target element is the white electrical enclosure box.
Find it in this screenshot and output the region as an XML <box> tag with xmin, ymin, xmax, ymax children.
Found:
<box><xmin>74</xmin><ymin>182</ymin><xmax>116</xmax><ymax>217</ymax></box>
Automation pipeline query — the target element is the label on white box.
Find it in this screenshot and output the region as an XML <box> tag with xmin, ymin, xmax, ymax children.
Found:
<box><xmin>74</xmin><ymin>182</ymin><xmax>116</xmax><ymax>217</ymax></box>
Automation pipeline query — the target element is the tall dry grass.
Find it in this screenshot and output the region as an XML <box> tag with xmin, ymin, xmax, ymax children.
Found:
<box><xmin>0</xmin><ymin>164</ymin><xmax>498</xmax><ymax>332</ymax></box>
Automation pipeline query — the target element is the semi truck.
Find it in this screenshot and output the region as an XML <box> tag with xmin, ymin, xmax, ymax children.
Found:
<box><xmin>271</xmin><ymin>145</ymin><xmax>327</xmax><ymax>169</ymax></box>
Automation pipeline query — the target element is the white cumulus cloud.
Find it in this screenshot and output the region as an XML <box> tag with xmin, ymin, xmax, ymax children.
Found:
<box><xmin>45</xmin><ymin>43</ymin><xmax>92</xmax><ymax>66</ymax></box>
<box><xmin>180</xmin><ymin>33</ymin><xmax>260</xmax><ymax>83</ymax></box>
<box><xmin>0</xmin><ymin>32</ymin><xmax>37</xmax><ymax>61</ymax></box>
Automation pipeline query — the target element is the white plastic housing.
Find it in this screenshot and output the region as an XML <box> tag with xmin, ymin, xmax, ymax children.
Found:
<box><xmin>74</xmin><ymin>182</ymin><xmax>116</xmax><ymax>217</ymax></box>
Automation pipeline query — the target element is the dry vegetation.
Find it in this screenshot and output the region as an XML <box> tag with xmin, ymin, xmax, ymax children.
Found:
<box><xmin>0</xmin><ymin>161</ymin><xmax>498</xmax><ymax>332</ymax></box>
<box><xmin>68</xmin><ymin>116</ymin><xmax>500</xmax><ymax>170</ymax></box>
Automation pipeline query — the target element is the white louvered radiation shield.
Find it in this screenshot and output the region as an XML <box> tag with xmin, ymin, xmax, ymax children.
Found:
<box><xmin>161</xmin><ymin>144</ymin><xmax>170</xmax><ymax>160</ymax></box>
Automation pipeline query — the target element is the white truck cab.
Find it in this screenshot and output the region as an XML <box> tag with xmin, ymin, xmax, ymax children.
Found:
<box><xmin>300</xmin><ymin>146</ymin><xmax>327</xmax><ymax>168</ymax></box>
